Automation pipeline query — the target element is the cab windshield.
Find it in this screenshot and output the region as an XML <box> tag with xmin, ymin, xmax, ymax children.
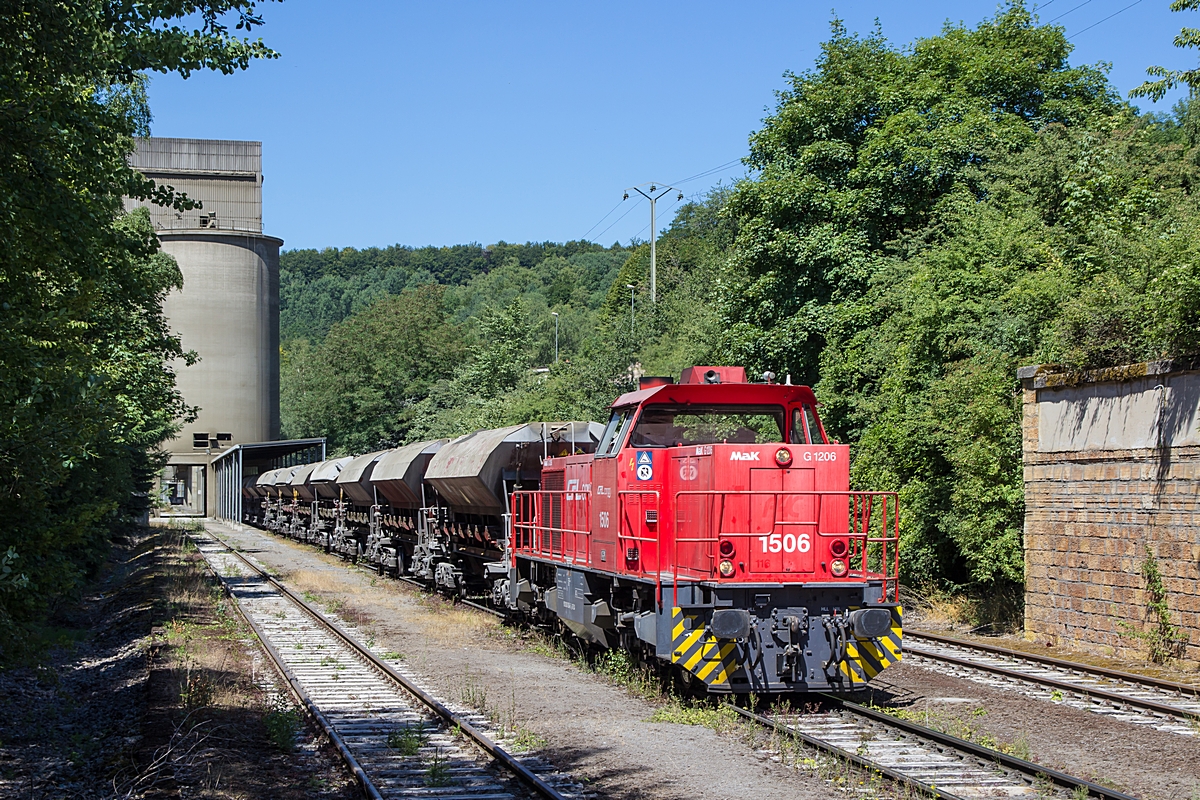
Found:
<box><xmin>628</xmin><ymin>405</ymin><xmax>785</xmax><ymax>448</ymax></box>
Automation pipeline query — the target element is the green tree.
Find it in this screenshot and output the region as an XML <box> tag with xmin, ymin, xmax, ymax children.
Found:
<box><xmin>0</xmin><ymin>0</ymin><xmax>277</xmax><ymax>655</ymax></box>
<box><xmin>281</xmin><ymin>285</ymin><xmax>466</xmax><ymax>453</ymax></box>
<box><xmin>717</xmin><ymin>5</ymin><xmax>1116</xmax><ymax>384</ymax></box>
<box><xmin>1131</xmin><ymin>0</ymin><xmax>1200</xmax><ymax>102</ymax></box>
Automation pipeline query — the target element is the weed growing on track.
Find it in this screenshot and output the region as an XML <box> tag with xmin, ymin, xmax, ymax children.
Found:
<box><xmin>264</xmin><ymin>696</ymin><xmax>300</xmax><ymax>752</ymax></box>
<box><xmin>591</xmin><ymin>648</ymin><xmax>664</xmax><ymax>701</ymax></box>
<box><xmin>425</xmin><ymin>748</ymin><xmax>451</xmax><ymax>786</ymax></box>
<box><xmin>386</xmin><ymin>725</ymin><xmax>428</xmax><ymax>756</ymax></box>
<box><xmin>649</xmin><ymin>699</ymin><xmax>740</xmax><ymax>732</ymax></box>
<box><xmin>459</xmin><ymin>666</ymin><xmax>488</xmax><ymax>709</ymax></box>
<box><xmin>509</xmin><ymin>726</ymin><xmax>547</xmax><ymax>752</ymax></box>
<box><xmin>868</xmin><ymin>702</ymin><xmax>1033</xmax><ymax>759</ymax></box>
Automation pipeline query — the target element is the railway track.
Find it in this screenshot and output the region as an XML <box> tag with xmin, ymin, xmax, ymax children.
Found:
<box><xmin>905</xmin><ymin>631</ymin><xmax>1200</xmax><ymax>737</ymax></box>
<box><xmin>734</xmin><ymin>696</ymin><xmax>1138</xmax><ymax>800</ymax></box>
<box><xmin>190</xmin><ymin>527</ymin><xmax>584</xmax><ymax>800</ymax></box>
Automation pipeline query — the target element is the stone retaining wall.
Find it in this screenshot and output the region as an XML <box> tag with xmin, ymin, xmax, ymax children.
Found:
<box><xmin>1020</xmin><ymin>360</ymin><xmax>1200</xmax><ymax>667</ymax></box>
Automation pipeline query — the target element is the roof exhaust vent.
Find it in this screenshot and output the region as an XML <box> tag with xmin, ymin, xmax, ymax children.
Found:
<box><xmin>679</xmin><ymin>366</ymin><xmax>748</xmax><ymax>385</ymax></box>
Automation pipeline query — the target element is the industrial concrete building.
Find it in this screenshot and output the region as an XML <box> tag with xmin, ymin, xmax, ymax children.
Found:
<box><xmin>127</xmin><ymin>137</ymin><xmax>286</xmax><ymax>516</ymax></box>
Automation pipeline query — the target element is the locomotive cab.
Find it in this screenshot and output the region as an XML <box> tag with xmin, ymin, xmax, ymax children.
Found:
<box><xmin>513</xmin><ymin>366</ymin><xmax>901</xmax><ymax>694</ymax></box>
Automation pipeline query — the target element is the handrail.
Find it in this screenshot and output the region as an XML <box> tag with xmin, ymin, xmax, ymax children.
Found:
<box><xmin>672</xmin><ymin>489</ymin><xmax>900</xmax><ymax>602</ymax></box>
<box><xmin>511</xmin><ymin>490</ymin><xmax>592</xmax><ymax>565</ymax></box>
<box><xmin>513</xmin><ymin>488</ymin><xmax>899</xmax><ymax>604</ymax></box>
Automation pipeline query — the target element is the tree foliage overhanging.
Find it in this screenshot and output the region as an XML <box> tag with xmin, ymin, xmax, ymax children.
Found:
<box><xmin>0</xmin><ymin>1</ymin><xmax>277</xmax><ymax>656</ymax></box>
<box><xmin>282</xmin><ymin>3</ymin><xmax>1200</xmax><ymax>593</ymax></box>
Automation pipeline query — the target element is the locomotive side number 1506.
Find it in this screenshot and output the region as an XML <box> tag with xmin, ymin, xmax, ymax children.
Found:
<box><xmin>757</xmin><ymin>532</ymin><xmax>811</xmax><ymax>553</ymax></box>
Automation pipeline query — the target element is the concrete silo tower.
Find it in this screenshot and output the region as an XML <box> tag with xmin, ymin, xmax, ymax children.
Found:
<box><xmin>127</xmin><ymin>137</ymin><xmax>283</xmax><ymax>516</ymax></box>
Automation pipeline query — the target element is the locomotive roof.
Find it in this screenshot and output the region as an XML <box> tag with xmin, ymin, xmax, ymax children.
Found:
<box><xmin>611</xmin><ymin>381</ymin><xmax>819</xmax><ymax>409</ymax></box>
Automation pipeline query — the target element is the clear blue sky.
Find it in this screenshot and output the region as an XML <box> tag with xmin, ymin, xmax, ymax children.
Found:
<box><xmin>146</xmin><ymin>0</ymin><xmax>1196</xmax><ymax>251</ymax></box>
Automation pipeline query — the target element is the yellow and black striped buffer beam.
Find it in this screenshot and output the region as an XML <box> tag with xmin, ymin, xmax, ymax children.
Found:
<box><xmin>671</xmin><ymin>607</ymin><xmax>741</xmax><ymax>687</ymax></box>
<box><xmin>838</xmin><ymin>605</ymin><xmax>903</xmax><ymax>685</ymax></box>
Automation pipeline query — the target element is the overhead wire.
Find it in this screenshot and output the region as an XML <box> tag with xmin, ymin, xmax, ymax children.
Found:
<box><xmin>580</xmin><ymin>155</ymin><xmax>744</xmax><ymax>243</ymax></box>
<box><xmin>590</xmin><ymin>195</ymin><xmax>643</xmax><ymax>243</ymax></box>
<box><xmin>1047</xmin><ymin>0</ymin><xmax>1096</xmax><ymax>23</ymax></box>
<box><xmin>578</xmin><ymin>198</ymin><xmax>625</xmax><ymax>241</ymax></box>
<box><xmin>1069</xmin><ymin>0</ymin><xmax>1147</xmax><ymax>38</ymax></box>
<box><xmin>668</xmin><ymin>157</ymin><xmax>745</xmax><ymax>187</ymax></box>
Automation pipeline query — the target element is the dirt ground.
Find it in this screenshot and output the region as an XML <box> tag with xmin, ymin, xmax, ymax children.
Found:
<box><xmin>217</xmin><ymin>520</ymin><xmax>1200</xmax><ymax>800</ymax></box>
<box><xmin>0</xmin><ymin>527</ymin><xmax>355</xmax><ymax>800</ymax></box>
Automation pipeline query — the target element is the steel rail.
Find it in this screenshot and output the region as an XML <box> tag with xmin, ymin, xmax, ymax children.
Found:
<box><xmin>726</xmin><ymin>704</ymin><xmax>964</xmax><ymax>800</ymax></box>
<box><xmin>204</xmin><ymin>529</ymin><xmax>571</xmax><ymax>800</ymax></box>
<box><xmin>909</xmin><ymin>630</ymin><xmax>1200</xmax><ymax>695</ymax></box>
<box><xmin>905</xmin><ymin>632</ymin><xmax>1200</xmax><ymax>722</ymax></box>
<box><xmin>733</xmin><ymin>695</ymin><xmax>1140</xmax><ymax>800</ymax></box>
<box><xmin>829</xmin><ymin>696</ymin><xmax>1137</xmax><ymax>800</ymax></box>
<box><xmin>192</xmin><ymin>538</ymin><xmax>385</xmax><ymax>800</ymax></box>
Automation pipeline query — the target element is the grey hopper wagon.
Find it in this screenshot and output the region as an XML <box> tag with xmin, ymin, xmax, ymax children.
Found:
<box><xmin>309</xmin><ymin>457</ymin><xmax>354</xmax><ymax>500</ymax></box>
<box><xmin>287</xmin><ymin>462</ymin><xmax>320</xmax><ymax>502</ymax></box>
<box><xmin>370</xmin><ymin>440</ymin><xmax>447</xmax><ymax>508</ymax></box>
<box><xmin>424</xmin><ymin>422</ymin><xmax>604</xmax><ymax>514</ymax></box>
<box><xmin>252</xmin><ymin>469</ymin><xmax>282</xmax><ymax>497</ymax></box>
<box><xmin>268</xmin><ymin>465</ymin><xmax>304</xmax><ymax>495</ymax></box>
<box><xmin>335</xmin><ymin>450</ymin><xmax>388</xmax><ymax>506</ymax></box>
<box><xmin>241</xmin><ymin>474</ymin><xmax>261</xmax><ymax>501</ymax></box>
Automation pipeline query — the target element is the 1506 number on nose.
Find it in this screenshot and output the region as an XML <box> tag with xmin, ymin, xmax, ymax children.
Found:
<box><xmin>757</xmin><ymin>532</ymin><xmax>810</xmax><ymax>553</ymax></box>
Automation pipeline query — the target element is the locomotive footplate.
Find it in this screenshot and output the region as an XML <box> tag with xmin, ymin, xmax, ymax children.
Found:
<box><xmin>657</xmin><ymin>583</ymin><xmax>902</xmax><ymax>693</ymax></box>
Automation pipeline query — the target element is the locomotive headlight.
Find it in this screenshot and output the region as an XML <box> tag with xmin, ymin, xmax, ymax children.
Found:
<box><xmin>775</xmin><ymin>447</ymin><xmax>792</xmax><ymax>466</ymax></box>
<box><xmin>830</xmin><ymin>559</ymin><xmax>848</xmax><ymax>577</ymax></box>
<box><xmin>718</xmin><ymin>559</ymin><xmax>736</xmax><ymax>577</ymax></box>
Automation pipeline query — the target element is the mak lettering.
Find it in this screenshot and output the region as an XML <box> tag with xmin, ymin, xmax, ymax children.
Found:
<box><xmin>729</xmin><ymin>451</ymin><xmax>761</xmax><ymax>461</ymax></box>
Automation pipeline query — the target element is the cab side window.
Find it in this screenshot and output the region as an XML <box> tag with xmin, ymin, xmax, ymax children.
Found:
<box><xmin>790</xmin><ymin>405</ymin><xmax>828</xmax><ymax>444</ymax></box>
<box><xmin>596</xmin><ymin>408</ymin><xmax>635</xmax><ymax>457</ymax></box>
<box><xmin>790</xmin><ymin>408</ymin><xmax>811</xmax><ymax>444</ymax></box>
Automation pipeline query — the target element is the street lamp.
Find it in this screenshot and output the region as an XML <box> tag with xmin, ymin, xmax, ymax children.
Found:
<box><xmin>626</xmin><ymin>283</ymin><xmax>635</xmax><ymax>335</ymax></box>
<box><xmin>551</xmin><ymin>311</ymin><xmax>559</xmax><ymax>363</ymax></box>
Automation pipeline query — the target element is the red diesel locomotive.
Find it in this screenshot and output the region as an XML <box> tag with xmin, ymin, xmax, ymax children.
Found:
<box><xmin>505</xmin><ymin>366</ymin><xmax>901</xmax><ymax>693</ymax></box>
<box><xmin>247</xmin><ymin>365</ymin><xmax>902</xmax><ymax>694</ymax></box>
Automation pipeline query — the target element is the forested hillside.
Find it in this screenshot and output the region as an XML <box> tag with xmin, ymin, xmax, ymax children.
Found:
<box><xmin>280</xmin><ymin>4</ymin><xmax>1200</xmax><ymax>598</ymax></box>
